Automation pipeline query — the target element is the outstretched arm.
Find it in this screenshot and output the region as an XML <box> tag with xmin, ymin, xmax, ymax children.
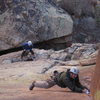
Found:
<box><xmin>75</xmin><ymin>76</ymin><xmax>90</xmax><ymax>94</ymax></box>
<box><xmin>63</xmin><ymin>77</ymin><xmax>83</xmax><ymax>93</ymax></box>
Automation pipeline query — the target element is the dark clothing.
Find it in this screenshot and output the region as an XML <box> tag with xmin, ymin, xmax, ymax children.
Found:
<box><xmin>21</xmin><ymin>50</ymin><xmax>34</xmax><ymax>58</ymax></box>
<box><xmin>22</xmin><ymin>42</ymin><xmax>33</xmax><ymax>51</ymax></box>
<box><xmin>53</xmin><ymin>69</ymin><xmax>86</xmax><ymax>93</ymax></box>
<box><xmin>21</xmin><ymin>42</ymin><xmax>34</xmax><ymax>59</ymax></box>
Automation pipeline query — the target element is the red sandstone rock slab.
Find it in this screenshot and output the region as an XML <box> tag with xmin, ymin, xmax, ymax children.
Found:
<box><xmin>91</xmin><ymin>49</ymin><xmax>100</xmax><ymax>100</ymax></box>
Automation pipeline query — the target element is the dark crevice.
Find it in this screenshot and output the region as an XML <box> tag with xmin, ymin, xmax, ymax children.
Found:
<box><xmin>0</xmin><ymin>39</ymin><xmax>72</xmax><ymax>56</ymax></box>
<box><xmin>0</xmin><ymin>46</ymin><xmax>23</xmax><ymax>56</ymax></box>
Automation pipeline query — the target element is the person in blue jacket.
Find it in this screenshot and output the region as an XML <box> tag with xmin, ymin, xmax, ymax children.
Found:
<box><xmin>21</xmin><ymin>41</ymin><xmax>34</xmax><ymax>59</ymax></box>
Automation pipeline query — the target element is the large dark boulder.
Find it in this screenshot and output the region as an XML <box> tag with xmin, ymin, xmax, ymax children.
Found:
<box><xmin>0</xmin><ymin>0</ymin><xmax>73</xmax><ymax>50</ymax></box>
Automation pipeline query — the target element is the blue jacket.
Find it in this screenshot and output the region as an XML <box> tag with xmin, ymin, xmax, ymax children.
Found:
<box><xmin>22</xmin><ymin>42</ymin><xmax>33</xmax><ymax>50</ymax></box>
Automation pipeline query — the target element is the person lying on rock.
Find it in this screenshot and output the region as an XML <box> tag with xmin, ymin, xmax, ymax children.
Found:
<box><xmin>29</xmin><ymin>67</ymin><xmax>90</xmax><ymax>94</ymax></box>
<box><xmin>21</xmin><ymin>41</ymin><xmax>34</xmax><ymax>60</ymax></box>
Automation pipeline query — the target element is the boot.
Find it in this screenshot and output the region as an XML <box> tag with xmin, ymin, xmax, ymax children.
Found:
<box><xmin>29</xmin><ymin>81</ymin><xmax>35</xmax><ymax>90</ymax></box>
